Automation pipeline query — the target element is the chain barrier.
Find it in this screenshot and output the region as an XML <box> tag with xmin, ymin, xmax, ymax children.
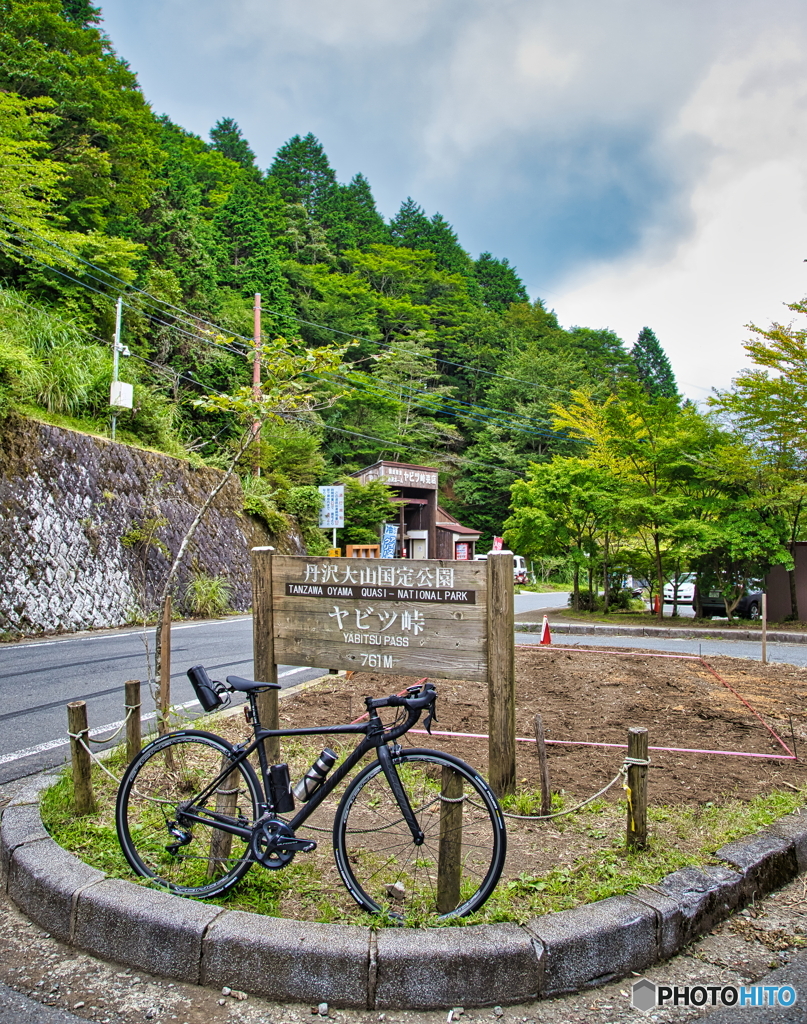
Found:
<box><xmin>498</xmin><ymin>755</ymin><xmax>651</xmax><ymax>821</ymax></box>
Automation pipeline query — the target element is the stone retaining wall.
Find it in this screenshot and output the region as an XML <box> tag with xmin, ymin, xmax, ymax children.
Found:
<box><xmin>0</xmin><ymin>414</ymin><xmax>300</xmax><ymax>635</ymax></box>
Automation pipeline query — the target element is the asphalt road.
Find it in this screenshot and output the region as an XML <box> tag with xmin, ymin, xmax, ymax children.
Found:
<box><xmin>0</xmin><ymin>616</ymin><xmax>326</xmax><ymax>785</ymax></box>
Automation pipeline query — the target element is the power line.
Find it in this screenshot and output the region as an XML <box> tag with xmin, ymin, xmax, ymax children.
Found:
<box><xmin>2</xmin><ymin>232</ymin><xmax>569</xmax><ymax>440</ymax></box>
<box><xmin>3</xmin><ymin>214</ymin><xmax>577</xmax><ymax>398</ymax></box>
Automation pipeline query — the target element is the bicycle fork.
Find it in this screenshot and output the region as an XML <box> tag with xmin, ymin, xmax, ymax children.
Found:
<box><xmin>377</xmin><ymin>744</ymin><xmax>425</xmax><ymax>845</ymax></box>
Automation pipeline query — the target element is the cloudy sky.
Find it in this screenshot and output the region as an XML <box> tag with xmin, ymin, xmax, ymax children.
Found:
<box><xmin>99</xmin><ymin>0</ymin><xmax>807</xmax><ymax>400</ymax></box>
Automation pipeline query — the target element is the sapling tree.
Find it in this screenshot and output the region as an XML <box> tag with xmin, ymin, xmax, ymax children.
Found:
<box><xmin>151</xmin><ymin>333</ymin><xmax>347</xmax><ymax>687</ymax></box>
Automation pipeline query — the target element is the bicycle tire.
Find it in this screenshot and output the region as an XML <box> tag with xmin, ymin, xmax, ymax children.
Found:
<box><xmin>116</xmin><ymin>729</ymin><xmax>262</xmax><ymax>898</ymax></box>
<box><xmin>332</xmin><ymin>748</ymin><xmax>506</xmax><ymax>921</ymax></box>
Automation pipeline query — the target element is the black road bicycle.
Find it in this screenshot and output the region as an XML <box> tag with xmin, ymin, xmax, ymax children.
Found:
<box><xmin>115</xmin><ymin>667</ymin><xmax>506</xmax><ymax>920</ymax></box>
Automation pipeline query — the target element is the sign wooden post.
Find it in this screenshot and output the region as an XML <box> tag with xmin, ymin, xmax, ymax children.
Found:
<box><xmin>251</xmin><ymin>546</ymin><xmax>280</xmax><ymax>762</ymax></box>
<box><xmin>486</xmin><ymin>552</ymin><xmax>515</xmax><ymax>797</ymax></box>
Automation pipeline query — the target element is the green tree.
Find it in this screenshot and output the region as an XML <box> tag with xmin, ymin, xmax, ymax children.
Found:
<box><xmin>504</xmin><ymin>458</ymin><xmax>617</xmax><ymax>609</ymax></box>
<box><xmin>474</xmin><ymin>252</ymin><xmax>528</xmax><ymax>312</ymax></box>
<box><xmin>0</xmin><ymin>0</ymin><xmax>164</xmax><ymax>230</ymax></box>
<box><xmin>337</xmin><ymin>477</ymin><xmax>398</xmax><ymax>547</ymax></box>
<box><xmin>553</xmin><ymin>384</ymin><xmax>719</xmax><ymax>618</ymax></box>
<box><xmin>212</xmin><ymin>179</ymin><xmax>293</xmax><ymax>330</ymax></box>
<box><xmin>209</xmin><ymin>117</ymin><xmax>259</xmax><ymax>174</ymax></box>
<box><xmin>631</xmin><ymin>326</ymin><xmax>678</xmax><ymax>399</ymax></box>
<box><xmin>709</xmin><ymin>300</ymin><xmax>807</xmax><ymax>615</ymax></box>
<box><xmin>268</xmin><ymin>133</ymin><xmax>338</xmax><ymax>217</ymax></box>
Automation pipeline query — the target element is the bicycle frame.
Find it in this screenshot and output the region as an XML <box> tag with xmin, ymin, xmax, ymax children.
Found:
<box><xmin>176</xmin><ymin>689</ymin><xmax>424</xmax><ymax>844</ymax></box>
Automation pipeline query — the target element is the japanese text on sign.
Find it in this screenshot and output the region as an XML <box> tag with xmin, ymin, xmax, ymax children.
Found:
<box><xmin>318</xmin><ymin>485</ymin><xmax>345</xmax><ymax>529</ymax></box>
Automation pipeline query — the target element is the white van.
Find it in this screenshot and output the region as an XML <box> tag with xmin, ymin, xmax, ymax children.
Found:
<box><xmin>473</xmin><ymin>551</ymin><xmax>529</xmax><ymax>582</ymax></box>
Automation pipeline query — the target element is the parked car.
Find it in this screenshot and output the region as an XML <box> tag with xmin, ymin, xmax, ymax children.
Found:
<box><xmin>663</xmin><ymin>574</ymin><xmax>696</xmax><ymax>605</ymax></box>
<box><xmin>695</xmin><ymin>587</ymin><xmax>763</xmax><ymax>619</ymax></box>
<box><xmin>473</xmin><ymin>551</ymin><xmax>529</xmax><ymax>584</ymax></box>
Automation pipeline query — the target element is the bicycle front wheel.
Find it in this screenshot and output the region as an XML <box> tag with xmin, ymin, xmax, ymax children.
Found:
<box><xmin>116</xmin><ymin>730</ymin><xmax>261</xmax><ymax>898</ymax></box>
<box><xmin>333</xmin><ymin>748</ymin><xmax>506</xmax><ymax>921</ymax></box>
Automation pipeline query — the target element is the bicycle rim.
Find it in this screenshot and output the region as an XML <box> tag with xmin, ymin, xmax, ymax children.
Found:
<box><xmin>332</xmin><ymin>749</ymin><xmax>506</xmax><ymax>921</ymax></box>
<box><xmin>116</xmin><ymin>730</ymin><xmax>261</xmax><ymax>898</ymax></box>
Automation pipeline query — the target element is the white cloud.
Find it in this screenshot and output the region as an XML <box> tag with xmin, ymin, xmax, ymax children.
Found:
<box><xmin>551</xmin><ymin>27</ymin><xmax>807</xmax><ymax>399</ymax></box>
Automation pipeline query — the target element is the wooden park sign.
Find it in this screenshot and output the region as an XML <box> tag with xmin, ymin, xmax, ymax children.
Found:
<box><xmin>251</xmin><ymin>547</ymin><xmax>516</xmax><ymax>794</ymax></box>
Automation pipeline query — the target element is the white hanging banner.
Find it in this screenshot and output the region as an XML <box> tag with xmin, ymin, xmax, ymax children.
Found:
<box><xmin>318</xmin><ymin>485</ymin><xmax>345</xmax><ymax>529</ymax></box>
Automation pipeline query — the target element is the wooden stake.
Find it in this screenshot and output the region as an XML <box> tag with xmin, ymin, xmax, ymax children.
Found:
<box><xmin>124</xmin><ymin>679</ymin><xmax>141</xmax><ymax>763</ymax></box>
<box><xmin>437</xmin><ymin>765</ymin><xmax>463</xmax><ymax>914</ymax></box>
<box><xmin>67</xmin><ymin>701</ymin><xmax>96</xmax><ymax>815</ymax></box>
<box><xmin>207</xmin><ymin>754</ymin><xmax>238</xmax><ymax>877</ymax></box>
<box><xmin>626</xmin><ymin>727</ymin><xmax>648</xmax><ymax>849</ymax></box>
<box><xmin>762</xmin><ymin>593</ymin><xmax>768</xmax><ymax>666</ymax></box>
<box><xmin>533</xmin><ymin>714</ymin><xmax>552</xmax><ymax>816</ymax></box>
<box><xmin>252</xmin><ymin>546</ymin><xmax>279</xmax><ymax>763</ymax></box>
<box><xmin>159</xmin><ymin>593</ymin><xmax>172</xmax><ymax>735</ymax></box>
<box><xmin>487</xmin><ymin>552</ymin><xmax>516</xmax><ymax>797</ymax></box>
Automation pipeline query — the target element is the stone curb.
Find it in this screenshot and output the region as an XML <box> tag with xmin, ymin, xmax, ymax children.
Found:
<box><xmin>516</xmin><ymin>622</ymin><xmax>807</xmax><ymax>644</ymax></box>
<box><xmin>2</xmin><ymin>791</ymin><xmax>806</xmax><ymax>1009</ymax></box>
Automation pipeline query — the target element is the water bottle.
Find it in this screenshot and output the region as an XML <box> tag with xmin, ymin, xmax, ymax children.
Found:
<box><xmin>293</xmin><ymin>748</ymin><xmax>337</xmax><ymax>802</ymax></box>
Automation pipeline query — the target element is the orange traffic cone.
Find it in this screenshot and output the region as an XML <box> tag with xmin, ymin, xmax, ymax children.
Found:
<box><xmin>539</xmin><ymin>614</ymin><xmax>552</xmax><ymax>645</ymax></box>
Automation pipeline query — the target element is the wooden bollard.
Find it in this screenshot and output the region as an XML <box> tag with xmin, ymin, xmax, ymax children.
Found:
<box><xmin>159</xmin><ymin>593</ymin><xmax>172</xmax><ymax>735</ymax></box>
<box><xmin>487</xmin><ymin>553</ymin><xmax>516</xmax><ymax>797</ymax></box>
<box><xmin>124</xmin><ymin>679</ymin><xmax>141</xmax><ymax>762</ymax></box>
<box><xmin>208</xmin><ymin>754</ymin><xmax>238</xmax><ymax>877</ymax></box>
<box><xmin>437</xmin><ymin>765</ymin><xmax>463</xmax><ymax>914</ymax></box>
<box><xmin>67</xmin><ymin>701</ymin><xmax>96</xmax><ymax>815</ymax></box>
<box><xmin>533</xmin><ymin>714</ymin><xmax>552</xmax><ymax>816</ymax></box>
<box><xmin>626</xmin><ymin>727</ymin><xmax>649</xmax><ymax>849</ymax></box>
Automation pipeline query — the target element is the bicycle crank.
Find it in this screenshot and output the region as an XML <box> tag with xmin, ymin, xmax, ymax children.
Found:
<box><xmin>249</xmin><ymin>819</ymin><xmax>317</xmax><ymax>870</ymax></box>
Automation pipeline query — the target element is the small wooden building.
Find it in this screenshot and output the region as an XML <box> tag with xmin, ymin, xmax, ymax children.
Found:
<box><xmin>351</xmin><ymin>460</ymin><xmax>480</xmax><ymax>560</ymax></box>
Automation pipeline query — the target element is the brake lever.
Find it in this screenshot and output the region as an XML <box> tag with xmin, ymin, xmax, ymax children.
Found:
<box><xmin>423</xmin><ymin>704</ymin><xmax>437</xmax><ymax>734</ymax></box>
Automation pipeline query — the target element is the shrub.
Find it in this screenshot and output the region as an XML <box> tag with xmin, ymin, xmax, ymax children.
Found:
<box><xmin>184</xmin><ymin>573</ymin><xmax>233</xmax><ymax>617</ymax></box>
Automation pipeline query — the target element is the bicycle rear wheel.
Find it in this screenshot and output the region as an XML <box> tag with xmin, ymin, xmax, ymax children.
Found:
<box><xmin>116</xmin><ymin>730</ymin><xmax>261</xmax><ymax>898</ymax></box>
<box><xmin>333</xmin><ymin>748</ymin><xmax>506</xmax><ymax>921</ymax></box>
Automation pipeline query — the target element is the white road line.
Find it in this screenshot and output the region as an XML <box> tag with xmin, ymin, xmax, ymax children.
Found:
<box><xmin>7</xmin><ymin>617</ymin><xmax>252</xmax><ymax>650</ymax></box>
<box><xmin>0</xmin><ymin>667</ymin><xmax>318</xmax><ymax>766</ymax></box>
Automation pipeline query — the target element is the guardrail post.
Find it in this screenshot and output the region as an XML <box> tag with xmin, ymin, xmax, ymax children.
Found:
<box><xmin>67</xmin><ymin>701</ymin><xmax>96</xmax><ymax>815</ymax></box>
<box><xmin>626</xmin><ymin>727</ymin><xmax>648</xmax><ymax>849</ymax></box>
<box><xmin>124</xmin><ymin>679</ymin><xmax>141</xmax><ymax>762</ymax></box>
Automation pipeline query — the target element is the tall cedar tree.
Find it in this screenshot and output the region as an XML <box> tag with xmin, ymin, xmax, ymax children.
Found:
<box><xmin>269</xmin><ymin>133</ymin><xmax>337</xmax><ymax>217</ymax></box>
<box><xmin>209</xmin><ymin>117</ymin><xmax>260</xmax><ymax>176</ymax></box>
<box><xmin>213</xmin><ymin>179</ymin><xmax>293</xmax><ymax>326</ymax></box>
<box><xmin>632</xmin><ymin>326</ymin><xmax>678</xmax><ymax>398</ymax></box>
<box><xmin>474</xmin><ymin>252</ymin><xmax>528</xmax><ymax>312</ymax></box>
<box><xmin>322</xmin><ymin>173</ymin><xmax>388</xmax><ymax>251</ymax></box>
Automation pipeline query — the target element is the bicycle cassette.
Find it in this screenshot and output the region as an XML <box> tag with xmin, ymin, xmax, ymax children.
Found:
<box><xmin>249</xmin><ymin>819</ymin><xmax>317</xmax><ymax>870</ymax></box>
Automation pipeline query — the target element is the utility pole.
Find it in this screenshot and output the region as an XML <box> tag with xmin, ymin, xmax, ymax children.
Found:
<box><xmin>252</xmin><ymin>292</ymin><xmax>261</xmax><ymax>476</ymax></box>
<box><xmin>111</xmin><ymin>296</ymin><xmax>123</xmax><ymax>441</ymax></box>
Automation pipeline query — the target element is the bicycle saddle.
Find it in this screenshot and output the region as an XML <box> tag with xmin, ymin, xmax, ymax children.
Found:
<box><xmin>226</xmin><ymin>674</ymin><xmax>281</xmax><ymax>692</ymax></box>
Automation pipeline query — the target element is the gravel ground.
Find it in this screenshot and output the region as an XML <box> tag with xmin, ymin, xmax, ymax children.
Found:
<box><xmin>3</xmin><ymin>773</ymin><xmax>807</xmax><ymax>1024</ymax></box>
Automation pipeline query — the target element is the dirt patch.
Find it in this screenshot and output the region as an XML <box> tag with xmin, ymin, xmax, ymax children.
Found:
<box><xmin>278</xmin><ymin>647</ymin><xmax>807</xmax><ymax>806</ymax></box>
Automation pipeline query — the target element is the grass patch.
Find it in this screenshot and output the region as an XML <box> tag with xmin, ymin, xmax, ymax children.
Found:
<box><xmin>40</xmin><ymin>723</ymin><xmax>805</xmax><ymax>927</ymax></box>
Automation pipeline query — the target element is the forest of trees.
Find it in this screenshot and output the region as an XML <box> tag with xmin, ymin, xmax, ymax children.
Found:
<box><xmin>1</xmin><ymin>0</ymin><xmax>801</xmax><ymax>612</ymax></box>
